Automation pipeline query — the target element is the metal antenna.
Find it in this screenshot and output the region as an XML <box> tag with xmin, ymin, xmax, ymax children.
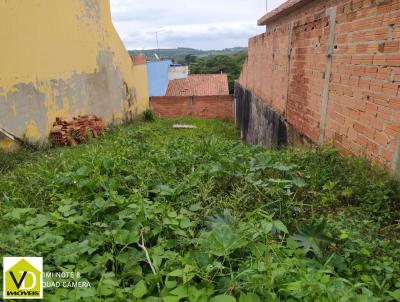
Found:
<box><xmin>155</xmin><ymin>31</ymin><xmax>160</xmax><ymax>58</ymax></box>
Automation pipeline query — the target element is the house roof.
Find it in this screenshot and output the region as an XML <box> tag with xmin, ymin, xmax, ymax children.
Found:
<box><xmin>131</xmin><ymin>55</ymin><xmax>146</xmax><ymax>65</ymax></box>
<box><xmin>165</xmin><ymin>74</ymin><xmax>229</xmax><ymax>96</ymax></box>
<box><xmin>258</xmin><ymin>0</ymin><xmax>312</xmax><ymax>25</ymax></box>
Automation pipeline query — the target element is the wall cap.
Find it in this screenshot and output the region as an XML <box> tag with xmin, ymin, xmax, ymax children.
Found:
<box><xmin>258</xmin><ymin>0</ymin><xmax>314</xmax><ymax>25</ymax></box>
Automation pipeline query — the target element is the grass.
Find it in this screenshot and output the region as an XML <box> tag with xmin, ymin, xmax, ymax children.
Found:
<box><xmin>0</xmin><ymin>118</ymin><xmax>399</xmax><ymax>301</ymax></box>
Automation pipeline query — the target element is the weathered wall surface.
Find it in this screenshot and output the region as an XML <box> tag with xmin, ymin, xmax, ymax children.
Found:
<box><xmin>237</xmin><ymin>0</ymin><xmax>400</xmax><ymax>176</ymax></box>
<box><xmin>168</xmin><ymin>66</ymin><xmax>189</xmax><ymax>80</ymax></box>
<box><xmin>0</xmin><ymin>0</ymin><xmax>149</xmax><ymax>146</ymax></box>
<box><xmin>235</xmin><ymin>84</ymin><xmax>289</xmax><ymax>146</ymax></box>
<box><xmin>150</xmin><ymin>96</ymin><xmax>234</xmax><ymax>120</ymax></box>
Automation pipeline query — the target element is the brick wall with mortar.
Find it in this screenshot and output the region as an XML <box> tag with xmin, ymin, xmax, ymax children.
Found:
<box><xmin>150</xmin><ymin>96</ymin><xmax>234</xmax><ymax>120</ymax></box>
<box><xmin>238</xmin><ymin>0</ymin><xmax>400</xmax><ymax>176</ymax></box>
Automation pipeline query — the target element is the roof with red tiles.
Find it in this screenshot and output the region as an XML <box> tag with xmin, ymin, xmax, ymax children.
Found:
<box><xmin>165</xmin><ymin>74</ymin><xmax>229</xmax><ymax>96</ymax></box>
<box><xmin>131</xmin><ymin>55</ymin><xmax>146</xmax><ymax>65</ymax></box>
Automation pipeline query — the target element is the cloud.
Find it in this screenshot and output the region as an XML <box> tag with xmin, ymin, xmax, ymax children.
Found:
<box><xmin>110</xmin><ymin>0</ymin><xmax>286</xmax><ymax>50</ymax></box>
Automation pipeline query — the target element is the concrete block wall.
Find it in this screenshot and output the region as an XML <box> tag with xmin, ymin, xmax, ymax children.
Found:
<box><xmin>150</xmin><ymin>96</ymin><xmax>234</xmax><ymax>120</ymax></box>
<box><xmin>237</xmin><ymin>0</ymin><xmax>400</xmax><ymax>176</ymax></box>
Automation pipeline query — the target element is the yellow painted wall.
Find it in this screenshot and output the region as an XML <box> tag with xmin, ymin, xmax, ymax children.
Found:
<box><xmin>0</xmin><ymin>134</ymin><xmax>19</xmax><ymax>152</ymax></box>
<box><xmin>0</xmin><ymin>0</ymin><xmax>149</xmax><ymax>147</ymax></box>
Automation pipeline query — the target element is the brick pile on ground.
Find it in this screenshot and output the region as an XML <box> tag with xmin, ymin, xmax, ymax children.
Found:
<box><xmin>50</xmin><ymin>115</ymin><xmax>105</xmax><ymax>146</ymax></box>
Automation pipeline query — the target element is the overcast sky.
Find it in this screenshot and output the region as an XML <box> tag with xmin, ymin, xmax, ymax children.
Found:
<box><xmin>110</xmin><ymin>0</ymin><xmax>286</xmax><ymax>50</ymax></box>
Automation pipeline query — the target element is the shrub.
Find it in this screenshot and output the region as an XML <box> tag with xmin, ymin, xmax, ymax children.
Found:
<box><xmin>142</xmin><ymin>109</ymin><xmax>156</xmax><ymax>122</ymax></box>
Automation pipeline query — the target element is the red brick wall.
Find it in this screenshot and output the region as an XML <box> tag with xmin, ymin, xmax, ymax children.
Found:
<box><xmin>150</xmin><ymin>95</ymin><xmax>234</xmax><ymax>120</ymax></box>
<box><xmin>239</xmin><ymin>0</ymin><xmax>400</xmax><ymax>172</ymax></box>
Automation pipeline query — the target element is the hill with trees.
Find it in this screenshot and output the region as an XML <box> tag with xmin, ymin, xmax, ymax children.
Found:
<box><xmin>129</xmin><ymin>47</ymin><xmax>247</xmax><ymax>62</ymax></box>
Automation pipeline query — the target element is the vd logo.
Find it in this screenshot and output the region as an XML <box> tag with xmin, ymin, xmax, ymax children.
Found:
<box><xmin>3</xmin><ymin>257</ymin><xmax>43</xmax><ymax>299</ymax></box>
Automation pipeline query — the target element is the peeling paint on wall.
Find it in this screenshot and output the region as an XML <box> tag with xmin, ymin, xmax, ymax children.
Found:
<box><xmin>0</xmin><ymin>0</ymin><xmax>149</xmax><ymax>146</ymax></box>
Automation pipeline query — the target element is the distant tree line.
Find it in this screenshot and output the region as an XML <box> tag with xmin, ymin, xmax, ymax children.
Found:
<box><xmin>129</xmin><ymin>47</ymin><xmax>247</xmax><ymax>62</ymax></box>
<box><xmin>178</xmin><ymin>51</ymin><xmax>248</xmax><ymax>94</ymax></box>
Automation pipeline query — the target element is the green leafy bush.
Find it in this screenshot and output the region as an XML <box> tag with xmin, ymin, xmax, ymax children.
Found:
<box><xmin>0</xmin><ymin>118</ymin><xmax>399</xmax><ymax>301</ymax></box>
<box><xmin>142</xmin><ymin>109</ymin><xmax>156</xmax><ymax>122</ymax></box>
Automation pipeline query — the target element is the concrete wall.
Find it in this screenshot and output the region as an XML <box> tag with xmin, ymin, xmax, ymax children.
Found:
<box><xmin>168</xmin><ymin>66</ymin><xmax>189</xmax><ymax>80</ymax></box>
<box><xmin>0</xmin><ymin>0</ymin><xmax>149</xmax><ymax>148</ymax></box>
<box><xmin>150</xmin><ymin>95</ymin><xmax>234</xmax><ymax>120</ymax></box>
<box><xmin>237</xmin><ymin>0</ymin><xmax>400</xmax><ymax>176</ymax></box>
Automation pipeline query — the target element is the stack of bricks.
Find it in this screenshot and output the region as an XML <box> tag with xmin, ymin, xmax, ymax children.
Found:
<box><xmin>49</xmin><ymin>115</ymin><xmax>105</xmax><ymax>146</ymax></box>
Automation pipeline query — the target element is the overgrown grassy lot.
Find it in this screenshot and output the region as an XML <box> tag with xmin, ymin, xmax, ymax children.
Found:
<box><xmin>1</xmin><ymin>118</ymin><xmax>400</xmax><ymax>301</ymax></box>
